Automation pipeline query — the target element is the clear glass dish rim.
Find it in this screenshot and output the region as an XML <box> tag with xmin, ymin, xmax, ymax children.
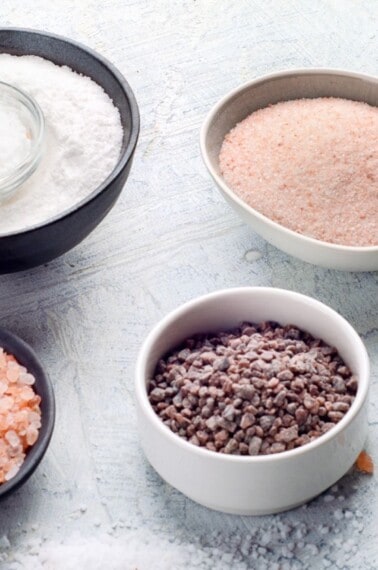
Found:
<box><xmin>0</xmin><ymin>80</ymin><xmax>45</xmax><ymax>197</ymax></box>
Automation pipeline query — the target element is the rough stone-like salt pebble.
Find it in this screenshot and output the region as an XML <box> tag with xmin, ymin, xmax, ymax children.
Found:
<box><xmin>150</xmin><ymin>321</ymin><xmax>356</xmax><ymax>455</ymax></box>
<box><xmin>219</xmin><ymin>97</ymin><xmax>378</xmax><ymax>246</ymax></box>
<box><xmin>0</xmin><ymin>348</ymin><xmax>41</xmax><ymax>484</ymax></box>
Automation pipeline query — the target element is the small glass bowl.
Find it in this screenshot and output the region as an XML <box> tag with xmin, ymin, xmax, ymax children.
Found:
<box><xmin>0</xmin><ymin>81</ymin><xmax>44</xmax><ymax>200</ymax></box>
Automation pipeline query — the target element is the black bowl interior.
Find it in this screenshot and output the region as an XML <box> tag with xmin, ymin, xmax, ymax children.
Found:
<box><xmin>0</xmin><ymin>327</ymin><xmax>55</xmax><ymax>499</ymax></box>
<box><xmin>0</xmin><ymin>28</ymin><xmax>140</xmax><ymax>273</ymax></box>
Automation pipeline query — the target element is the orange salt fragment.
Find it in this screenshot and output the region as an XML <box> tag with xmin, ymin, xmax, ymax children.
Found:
<box><xmin>355</xmin><ymin>450</ymin><xmax>374</xmax><ymax>474</ymax></box>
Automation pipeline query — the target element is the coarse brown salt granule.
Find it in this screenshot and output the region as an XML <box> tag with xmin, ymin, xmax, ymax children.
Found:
<box><xmin>219</xmin><ymin>97</ymin><xmax>378</xmax><ymax>246</ymax></box>
<box><xmin>149</xmin><ymin>322</ymin><xmax>357</xmax><ymax>456</ymax></box>
<box><xmin>0</xmin><ymin>348</ymin><xmax>41</xmax><ymax>483</ymax></box>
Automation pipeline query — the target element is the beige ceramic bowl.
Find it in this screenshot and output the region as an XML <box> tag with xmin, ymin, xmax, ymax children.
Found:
<box><xmin>135</xmin><ymin>287</ymin><xmax>369</xmax><ymax>515</ymax></box>
<box><xmin>200</xmin><ymin>69</ymin><xmax>378</xmax><ymax>271</ymax></box>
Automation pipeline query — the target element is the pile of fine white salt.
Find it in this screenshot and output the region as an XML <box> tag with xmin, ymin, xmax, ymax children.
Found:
<box><xmin>0</xmin><ymin>54</ymin><xmax>123</xmax><ymax>235</ymax></box>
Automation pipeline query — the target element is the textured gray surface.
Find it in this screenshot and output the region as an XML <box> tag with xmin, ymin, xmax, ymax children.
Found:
<box><xmin>0</xmin><ymin>1</ymin><xmax>377</xmax><ymax>568</ymax></box>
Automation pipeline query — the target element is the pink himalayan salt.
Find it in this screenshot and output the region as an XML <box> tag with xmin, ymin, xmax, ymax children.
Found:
<box><xmin>0</xmin><ymin>348</ymin><xmax>41</xmax><ymax>483</ymax></box>
<box><xmin>219</xmin><ymin>97</ymin><xmax>378</xmax><ymax>246</ymax></box>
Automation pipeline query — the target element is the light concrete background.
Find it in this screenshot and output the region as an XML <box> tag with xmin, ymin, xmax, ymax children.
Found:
<box><xmin>0</xmin><ymin>1</ymin><xmax>377</xmax><ymax>568</ymax></box>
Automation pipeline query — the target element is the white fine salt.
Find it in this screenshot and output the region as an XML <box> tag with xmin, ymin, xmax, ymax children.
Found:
<box><xmin>0</xmin><ymin>54</ymin><xmax>123</xmax><ymax>235</ymax></box>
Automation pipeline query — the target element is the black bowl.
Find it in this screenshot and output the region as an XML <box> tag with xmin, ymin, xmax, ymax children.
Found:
<box><xmin>0</xmin><ymin>28</ymin><xmax>140</xmax><ymax>273</ymax></box>
<box><xmin>0</xmin><ymin>327</ymin><xmax>55</xmax><ymax>499</ymax></box>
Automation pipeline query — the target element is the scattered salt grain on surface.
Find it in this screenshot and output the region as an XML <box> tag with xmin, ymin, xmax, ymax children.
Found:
<box><xmin>244</xmin><ymin>249</ymin><xmax>262</xmax><ymax>262</ymax></box>
<box><xmin>219</xmin><ymin>98</ymin><xmax>378</xmax><ymax>246</ymax></box>
<box><xmin>334</xmin><ymin>509</ymin><xmax>344</xmax><ymax>521</ymax></box>
<box><xmin>0</xmin><ymin>531</ymin><xmax>246</xmax><ymax>570</ymax></box>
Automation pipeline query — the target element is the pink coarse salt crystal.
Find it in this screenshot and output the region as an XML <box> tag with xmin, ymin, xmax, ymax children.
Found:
<box><xmin>219</xmin><ymin>97</ymin><xmax>378</xmax><ymax>247</ymax></box>
<box><xmin>26</xmin><ymin>426</ymin><xmax>39</xmax><ymax>446</ymax></box>
<box><xmin>0</xmin><ymin>348</ymin><xmax>41</xmax><ymax>484</ymax></box>
<box><xmin>0</xmin><ymin>350</ymin><xmax>6</xmax><ymax>371</ymax></box>
<box><xmin>7</xmin><ymin>361</ymin><xmax>20</xmax><ymax>383</ymax></box>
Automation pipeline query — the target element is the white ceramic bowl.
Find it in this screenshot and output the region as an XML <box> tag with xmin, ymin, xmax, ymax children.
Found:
<box><xmin>200</xmin><ymin>69</ymin><xmax>378</xmax><ymax>271</ymax></box>
<box><xmin>135</xmin><ymin>287</ymin><xmax>369</xmax><ymax>515</ymax></box>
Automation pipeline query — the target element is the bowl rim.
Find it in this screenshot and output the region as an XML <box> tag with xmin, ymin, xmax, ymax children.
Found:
<box><xmin>200</xmin><ymin>67</ymin><xmax>378</xmax><ymax>253</ymax></box>
<box><xmin>135</xmin><ymin>286</ymin><xmax>370</xmax><ymax>464</ymax></box>
<box><xmin>0</xmin><ymin>27</ymin><xmax>140</xmax><ymax>238</ymax></box>
<box><xmin>0</xmin><ymin>326</ymin><xmax>55</xmax><ymax>498</ymax></box>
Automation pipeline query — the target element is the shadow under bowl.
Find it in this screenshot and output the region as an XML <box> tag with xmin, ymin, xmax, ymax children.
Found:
<box><xmin>0</xmin><ymin>327</ymin><xmax>55</xmax><ymax>500</ymax></box>
<box><xmin>0</xmin><ymin>28</ymin><xmax>140</xmax><ymax>273</ymax></box>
